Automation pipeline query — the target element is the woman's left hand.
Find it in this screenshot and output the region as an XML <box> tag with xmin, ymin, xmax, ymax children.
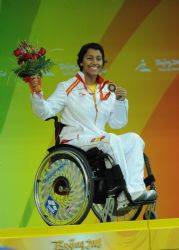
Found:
<box><xmin>115</xmin><ymin>87</ymin><xmax>127</xmax><ymax>101</ymax></box>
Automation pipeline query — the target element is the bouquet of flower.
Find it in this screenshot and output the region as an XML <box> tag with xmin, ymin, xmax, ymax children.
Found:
<box><xmin>13</xmin><ymin>40</ymin><xmax>54</xmax><ymax>80</ymax></box>
<box><xmin>13</xmin><ymin>41</ymin><xmax>54</xmax><ymax>94</ymax></box>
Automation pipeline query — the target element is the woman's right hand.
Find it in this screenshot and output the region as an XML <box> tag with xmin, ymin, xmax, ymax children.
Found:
<box><xmin>23</xmin><ymin>75</ymin><xmax>42</xmax><ymax>94</ymax></box>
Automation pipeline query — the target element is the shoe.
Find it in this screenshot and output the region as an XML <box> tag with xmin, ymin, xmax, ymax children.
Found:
<box><xmin>133</xmin><ymin>190</ymin><xmax>157</xmax><ymax>203</ymax></box>
<box><xmin>117</xmin><ymin>191</ymin><xmax>129</xmax><ymax>209</ymax></box>
<box><xmin>145</xmin><ymin>190</ymin><xmax>157</xmax><ymax>201</ymax></box>
<box><xmin>117</xmin><ymin>189</ymin><xmax>157</xmax><ymax>209</ymax></box>
<box><xmin>133</xmin><ymin>191</ymin><xmax>147</xmax><ymax>202</ymax></box>
<box><xmin>117</xmin><ymin>199</ymin><xmax>129</xmax><ymax>209</ymax></box>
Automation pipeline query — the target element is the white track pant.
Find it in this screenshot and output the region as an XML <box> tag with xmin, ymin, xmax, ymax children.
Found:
<box><xmin>66</xmin><ymin>132</ymin><xmax>146</xmax><ymax>201</ymax></box>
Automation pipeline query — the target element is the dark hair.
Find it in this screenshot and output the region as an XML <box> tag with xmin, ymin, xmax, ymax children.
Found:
<box><xmin>77</xmin><ymin>43</ymin><xmax>106</xmax><ymax>71</ymax></box>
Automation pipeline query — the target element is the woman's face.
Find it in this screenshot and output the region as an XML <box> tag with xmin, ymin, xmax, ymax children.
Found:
<box><xmin>81</xmin><ymin>48</ymin><xmax>103</xmax><ymax>78</ymax></box>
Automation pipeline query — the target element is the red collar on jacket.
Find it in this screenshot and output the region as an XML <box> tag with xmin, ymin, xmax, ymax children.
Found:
<box><xmin>76</xmin><ymin>72</ymin><xmax>111</xmax><ymax>101</ymax></box>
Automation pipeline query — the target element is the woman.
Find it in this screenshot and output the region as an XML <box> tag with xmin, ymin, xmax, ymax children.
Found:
<box><xmin>29</xmin><ymin>43</ymin><xmax>156</xmax><ymax>208</ymax></box>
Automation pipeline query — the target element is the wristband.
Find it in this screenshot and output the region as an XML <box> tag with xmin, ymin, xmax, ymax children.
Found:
<box><xmin>23</xmin><ymin>76</ymin><xmax>42</xmax><ymax>94</ymax></box>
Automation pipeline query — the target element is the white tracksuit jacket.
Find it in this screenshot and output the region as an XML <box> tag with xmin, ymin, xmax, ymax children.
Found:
<box><xmin>31</xmin><ymin>71</ymin><xmax>146</xmax><ymax>200</ymax></box>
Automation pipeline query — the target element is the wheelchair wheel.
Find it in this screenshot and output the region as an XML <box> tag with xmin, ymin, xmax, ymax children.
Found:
<box><xmin>92</xmin><ymin>203</ymin><xmax>142</xmax><ymax>222</ymax></box>
<box><xmin>34</xmin><ymin>146</ymin><xmax>94</xmax><ymax>226</ymax></box>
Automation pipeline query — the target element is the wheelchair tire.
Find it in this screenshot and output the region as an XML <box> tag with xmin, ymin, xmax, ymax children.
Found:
<box><xmin>34</xmin><ymin>146</ymin><xmax>94</xmax><ymax>226</ymax></box>
<box><xmin>92</xmin><ymin>203</ymin><xmax>143</xmax><ymax>222</ymax></box>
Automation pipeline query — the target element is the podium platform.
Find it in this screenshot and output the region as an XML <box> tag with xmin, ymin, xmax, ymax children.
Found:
<box><xmin>0</xmin><ymin>218</ymin><xmax>179</xmax><ymax>250</ymax></box>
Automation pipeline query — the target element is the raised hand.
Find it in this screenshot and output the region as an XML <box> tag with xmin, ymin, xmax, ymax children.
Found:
<box><xmin>115</xmin><ymin>87</ymin><xmax>127</xmax><ymax>101</ymax></box>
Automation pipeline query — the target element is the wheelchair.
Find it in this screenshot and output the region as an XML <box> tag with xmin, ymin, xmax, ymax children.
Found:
<box><xmin>34</xmin><ymin>116</ymin><xmax>157</xmax><ymax>226</ymax></box>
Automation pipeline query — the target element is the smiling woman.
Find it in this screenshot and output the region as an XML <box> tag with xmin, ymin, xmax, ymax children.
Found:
<box><xmin>28</xmin><ymin>42</ymin><xmax>157</xmax><ymax>210</ymax></box>
<box><xmin>1</xmin><ymin>0</ymin><xmax>179</xmax><ymax>230</ymax></box>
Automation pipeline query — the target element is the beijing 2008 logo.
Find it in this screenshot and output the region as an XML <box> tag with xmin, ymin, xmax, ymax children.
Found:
<box><xmin>51</xmin><ymin>238</ymin><xmax>102</xmax><ymax>250</ymax></box>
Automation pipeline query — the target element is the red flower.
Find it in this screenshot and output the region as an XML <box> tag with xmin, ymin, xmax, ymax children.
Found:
<box><xmin>31</xmin><ymin>53</ymin><xmax>39</xmax><ymax>60</ymax></box>
<box><xmin>38</xmin><ymin>47</ymin><xmax>46</xmax><ymax>56</ymax></box>
<box><xmin>24</xmin><ymin>52</ymin><xmax>31</xmax><ymax>60</ymax></box>
<box><xmin>14</xmin><ymin>48</ymin><xmax>22</xmax><ymax>57</ymax></box>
